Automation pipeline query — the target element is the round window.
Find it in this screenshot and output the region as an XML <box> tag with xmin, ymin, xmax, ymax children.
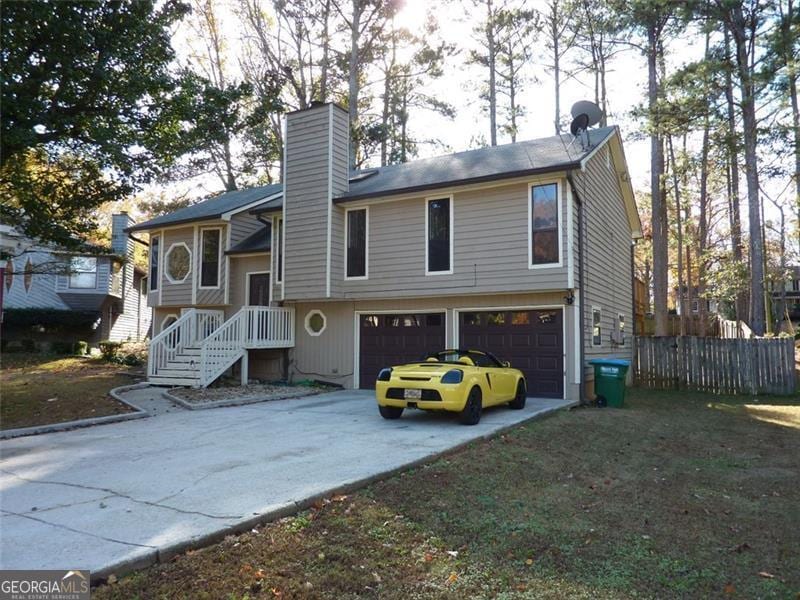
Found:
<box><xmin>165</xmin><ymin>244</ymin><xmax>191</xmax><ymax>282</ymax></box>
<box><xmin>304</xmin><ymin>310</ymin><xmax>327</xmax><ymax>336</ymax></box>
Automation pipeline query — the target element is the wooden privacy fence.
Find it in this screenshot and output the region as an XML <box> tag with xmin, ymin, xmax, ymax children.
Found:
<box><xmin>634</xmin><ymin>336</ymin><xmax>797</xmax><ymax>396</ymax></box>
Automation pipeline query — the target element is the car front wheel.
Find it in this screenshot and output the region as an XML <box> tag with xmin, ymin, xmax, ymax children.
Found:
<box><xmin>509</xmin><ymin>380</ymin><xmax>526</xmax><ymax>410</ymax></box>
<box><xmin>459</xmin><ymin>387</ymin><xmax>482</xmax><ymax>425</ymax></box>
<box><xmin>379</xmin><ymin>405</ymin><xmax>403</xmax><ymax>420</ymax></box>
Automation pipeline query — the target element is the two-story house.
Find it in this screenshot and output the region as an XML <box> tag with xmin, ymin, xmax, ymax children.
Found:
<box><xmin>1</xmin><ymin>214</ymin><xmax>151</xmax><ymax>344</ymax></box>
<box><xmin>130</xmin><ymin>103</ymin><xmax>641</xmax><ymax>401</ymax></box>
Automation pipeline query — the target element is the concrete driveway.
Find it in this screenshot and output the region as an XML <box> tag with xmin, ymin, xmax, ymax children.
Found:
<box><xmin>0</xmin><ymin>390</ymin><xmax>572</xmax><ymax>580</ymax></box>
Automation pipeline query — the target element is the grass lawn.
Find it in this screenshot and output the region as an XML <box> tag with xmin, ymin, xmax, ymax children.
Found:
<box><xmin>0</xmin><ymin>353</ymin><xmax>141</xmax><ymax>430</ymax></box>
<box><xmin>94</xmin><ymin>389</ymin><xmax>799</xmax><ymax>599</ymax></box>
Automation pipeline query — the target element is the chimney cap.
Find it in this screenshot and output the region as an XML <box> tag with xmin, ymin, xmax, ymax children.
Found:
<box><xmin>286</xmin><ymin>101</ymin><xmax>348</xmax><ymax>116</ymax></box>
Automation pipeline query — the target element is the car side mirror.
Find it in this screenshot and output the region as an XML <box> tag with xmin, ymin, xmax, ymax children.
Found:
<box><xmin>502</xmin><ymin>361</ymin><xmax>511</xmax><ymax>368</ymax></box>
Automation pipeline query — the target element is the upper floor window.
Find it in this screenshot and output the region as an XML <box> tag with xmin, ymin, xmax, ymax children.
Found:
<box><xmin>69</xmin><ymin>256</ymin><xmax>97</xmax><ymax>289</ymax></box>
<box><xmin>150</xmin><ymin>236</ymin><xmax>160</xmax><ymax>291</ymax></box>
<box><xmin>346</xmin><ymin>208</ymin><xmax>367</xmax><ymax>279</ymax></box>
<box><xmin>200</xmin><ymin>228</ymin><xmax>221</xmax><ymax>287</ymax></box>
<box><xmin>529</xmin><ymin>183</ymin><xmax>559</xmax><ymax>266</ymax></box>
<box><xmin>165</xmin><ymin>243</ymin><xmax>191</xmax><ymax>283</ymax></box>
<box><xmin>275</xmin><ymin>217</ymin><xmax>283</xmax><ymax>283</ymax></box>
<box><xmin>426</xmin><ymin>197</ymin><xmax>452</xmax><ymax>275</ymax></box>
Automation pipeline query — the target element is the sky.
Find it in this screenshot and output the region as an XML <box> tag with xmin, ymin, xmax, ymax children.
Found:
<box><xmin>161</xmin><ymin>0</ymin><xmax>790</xmax><ymax>235</ymax></box>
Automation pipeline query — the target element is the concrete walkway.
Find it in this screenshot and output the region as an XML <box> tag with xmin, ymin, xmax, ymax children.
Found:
<box><xmin>0</xmin><ymin>390</ymin><xmax>573</xmax><ymax>580</ymax></box>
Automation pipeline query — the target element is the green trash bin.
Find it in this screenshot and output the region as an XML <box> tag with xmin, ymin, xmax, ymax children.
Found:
<box><xmin>588</xmin><ymin>358</ymin><xmax>630</xmax><ymax>408</ymax></box>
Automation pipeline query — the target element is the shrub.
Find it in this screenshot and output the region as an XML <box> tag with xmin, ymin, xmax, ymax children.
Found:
<box><xmin>74</xmin><ymin>341</ymin><xmax>89</xmax><ymax>355</ymax></box>
<box><xmin>51</xmin><ymin>341</ymin><xmax>74</xmax><ymax>354</ymax></box>
<box><xmin>99</xmin><ymin>340</ymin><xmax>123</xmax><ymax>361</ymax></box>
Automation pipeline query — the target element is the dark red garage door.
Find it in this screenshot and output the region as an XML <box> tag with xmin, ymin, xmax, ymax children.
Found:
<box><xmin>459</xmin><ymin>309</ymin><xmax>564</xmax><ymax>398</ymax></box>
<box><xmin>359</xmin><ymin>313</ymin><xmax>446</xmax><ymax>389</ymax></box>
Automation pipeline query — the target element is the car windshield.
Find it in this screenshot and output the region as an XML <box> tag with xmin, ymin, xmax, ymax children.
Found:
<box><xmin>424</xmin><ymin>349</ymin><xmax>503</xmax><ymax>368</ymax></box>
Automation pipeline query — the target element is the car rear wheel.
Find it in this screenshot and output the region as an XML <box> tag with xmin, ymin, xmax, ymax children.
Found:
<box><xmin>509</xmin><ymin>380</ymin><xmax>526</xmax><ymax>409</ymax></box>
<box><xmin>459</xmin><ymin>387</ymin><xmax>482</xmax><ymax>425</ymax></box>
<box><xmin>379</xmin><ymin>405</ymin><xmax>404</xmax><ymax>420</ymax></box>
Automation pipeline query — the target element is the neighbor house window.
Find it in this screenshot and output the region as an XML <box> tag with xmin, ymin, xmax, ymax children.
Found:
<box><xmin>275</xmin><ymin>217</ymin><xmax>283</xmax><ymax>283</ymax></box>
<box><xmin>150</xmin><ymin>236</ymin><xmax>160</xmax><ymax>291</ymax></box>
<box><xmin>110</xmin><ymin>261</ymin><xmax>123</xmax><ymax>296</ymax></box>
<box><xmin>200</xmin><ymin>228</ymin><xmax>221</xmax><ymax>287</ymax></box>
<box><xmin>691</xmin><ymin>299</ymin><xmax>699</xmax><ymax>313</ymax></box>
<box><xmin>592</xmin><ymin>307</ymin><xmax>602</xmax><ymax>347</ymax></box>
<box><xmin>69</xmin><ymin>256</ymin><xmax>97</xmax><ymax>289</ymax></box>
<box><xmin>346</xmin><ymin>208</ymin><xmax>367</xmax><ymax>279</ymax></box>
<box><xmin>426</xmin><ymin>197</ymin><xmax>452</xmax><ymax>274</ymax></box>
<box><xmin>530</xmin><ymin>183</ymin><xmax>559</xmax><ymax>266</ymax></box>
<box><xmin>165</xmin><ymin>243</ymin><xmax>191</xmax><ymax>283</ymax></box>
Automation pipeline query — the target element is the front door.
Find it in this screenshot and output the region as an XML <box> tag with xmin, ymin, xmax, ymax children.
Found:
<box><xmin>248</xmin><ymin>273</ymin><xmax>270</xmax><ymax>306</ymax></box>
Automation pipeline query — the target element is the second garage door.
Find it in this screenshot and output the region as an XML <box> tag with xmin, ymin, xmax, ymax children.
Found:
<box><xmin>359</xmin><ymin>313</ymin><xmax>446</xmax><ymax>389</ymax></box>
<box><xmin>458</xmin><ymin>309</ymin><xmax>564</xmax><ymax>398</ymax></box>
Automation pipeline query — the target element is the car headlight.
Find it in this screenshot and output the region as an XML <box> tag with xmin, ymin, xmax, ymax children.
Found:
<box><xmin>377</xmin><ymin>368</ymin><xmax>393</xmax><ymax>382</ymax></box>
<box><xmin>440</xmin><ymin>369</ymin><xmax>463</xmax><ymax>384</ymax></box>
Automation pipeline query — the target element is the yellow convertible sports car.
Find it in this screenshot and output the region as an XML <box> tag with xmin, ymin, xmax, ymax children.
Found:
<box><xmin>375</xmin><ymin>349</ymin><xmax>527</xmax><ymax>425</ymax></box>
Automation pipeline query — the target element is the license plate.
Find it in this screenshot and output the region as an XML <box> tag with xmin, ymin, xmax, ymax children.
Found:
<box><xmin>404</xmin><ymin>388</ymin><xmax>422</xmax><ymax>400</ymax></box>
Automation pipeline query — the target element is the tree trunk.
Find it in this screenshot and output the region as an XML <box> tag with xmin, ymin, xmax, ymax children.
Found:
<box><xmin>509</xmin><ymin>43</ymin><xmax>517</xmax><ymax>143</ymax></box>
<box><xmin>728</xmin><ymin>8</ymin><xmax>766</xmax><ymax>335</ymax></box>
<box><xmin>348</xmin><ymin>0</ymin><xmax>361</xmax><ymax>169</ymax></box>
<box><xmin>668</xmin><ymin>136</ymin><xmax>686</xmax><ymax>336</ymax></box>
<box><xmin>648</xmin><ymin>25</ymin><xmax>668</xmax><ymax>337</ymax></box>
<box><xmin>319</xmin><ymin>0</ymin><xmax>331</xmax><ymax>102</ymax></box>
<box><xmin>552</xmin><ymin>6</ymin><xmax>561</xmax><ymax>134</ymax></box>
<box><xmin>487</xmin><ymin>0</ymin><xmax>497</xmax><ymax>146</ymax></box>
<box><xmin>686</xmin><ymin>245</ymin><xmax>694</xmax><ymax>335</ymax></box>
<box><xmin>723</xmin><ymin>29</ymin><xmax>746</xmax><ymax>324</ymax></box>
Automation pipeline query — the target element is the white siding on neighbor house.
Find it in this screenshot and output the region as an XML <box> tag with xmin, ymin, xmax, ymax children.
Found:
<box><xmin>287</xmin><ymin>291</ymin><xmax>578</xmax><ymax>399</ymax></box>
<box><xmin>107</xmin><ymin>270</ymin><xmax>152</xmax><ymax>342</ymax></box>
<box><xmin>3</xmin><ymin>250</ymin><xmax>70</xmax><ymax>310</ymax></box>
<box><xmin>573</xmin><ymin>147</ymin><xmax>635</xmax><ymax>379</ymax></box>
<box><xmin>335</xmin><ymin>177</ymin><xmax>571</xmax><ymax>300</ymax></box>
<box><xmin>284</xmin><ymin>104</ymin><xmax>349</xmax><ymax>301</ymax></box>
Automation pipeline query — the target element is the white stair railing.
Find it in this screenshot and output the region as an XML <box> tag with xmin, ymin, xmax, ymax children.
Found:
<box><xmin>148</xmin><ymin>310</ymin><xmax>197</xmax><ymax>378</ymax></box>
<box><xmin>199</xmin><ymin>310</ymin><xmax>247</xmax><ymax>387</ymax></box>
<box><xmin>243</xmin><ymin>306</ymin><xmax>295</xmax><ymax>348</ymax></box>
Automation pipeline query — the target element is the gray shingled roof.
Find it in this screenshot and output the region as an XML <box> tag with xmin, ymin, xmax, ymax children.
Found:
<box><xmin>226</xmin><ymin>224</ymin><xmax>271</xmax><ymax>255</ymax></box>
<box><xmin>127</xmin><ymin>184</ymin><xmax>282</xmax><ymax>232</ymax></box>
<box><xmin>338</xmin><ymin>127</ymin><xmax>616</xmax><ymax>201</ymax></box>
<box><xmin>143</xmin><ymin>128</ymin><xmax>618</xmax><ymax>225</ymax></box>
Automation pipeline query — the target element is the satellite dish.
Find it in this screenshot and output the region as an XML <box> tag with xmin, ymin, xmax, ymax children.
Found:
<box><xmin>570</xmin><ymin>100</ymin><xmax>603</xmax><ymax>128</ymax></box>
<box><xmin>570</xmin><ymin>113</ymin><xmax>590</xmax><ymax>136</ymax></box>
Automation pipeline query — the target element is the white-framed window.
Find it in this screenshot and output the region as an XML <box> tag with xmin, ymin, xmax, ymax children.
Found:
<box><xmin>345</xmin><ymin>207</ymin><xmax>368</xmax><ymax>280</ymax></box>
<box><xmin>592</xmin><ymin>307</ymin><xmax>602</xmax><ymax>347</ymax></box>
<box><xmin>149</xmin><ymin>235</ymin><xmax>160</xmax><ymax>291</ymax></box>
<box><xmin>69</xmin><ymin>256</ymin><xmax>97</xmax><ymax>289</ymax></box>
<box><xmin>164</xmin><ymin>242</ymin><xmax>191</xmax><ymax>284</ymax></box>
<box><xmin>304</xmin><ymin>309</ymin><xmax>327</xmax><ymax>336</ymax></box>
<box><xmin>529</xmin><ymin>181</ymin><xmax>561</xmax><ymax>267</ymax></box>
<box><xmin>199</xmin><ymin>227</ymin><xmax>222</xmax><ymax>288</ymax></box>
<box><xmin>618</xmin><ymin>313</ymin><xmax>625</xmax><ymax>344</ymax></box>
<box><xmin>425</xmin><ymin>196</ymin><xmax>453</xmax><ymax>275</ymax></box>
<box><xmin>160</xmin><ymin>313</ymin><xmax>178</xmax><ymax>332</ymax></box>
<box><xmin>110</xmin><ymin>260</ymin><xmax>123</xmax><ymax>296</ymax></box>
<box><xmin>691</xmin><ymin>299</ymin><xmax>699</xmax><ymax>313</ymax></box>
<box><xmin>275</xmin><ymin>216</ymin><xmax>283</xmax><ymax>283</ymax></box>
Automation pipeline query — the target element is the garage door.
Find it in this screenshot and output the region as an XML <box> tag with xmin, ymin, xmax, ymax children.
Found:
<box><xmin>359</xmin><ymin>313</ymin><xmax>446</xmax><ymax>389</ymax></box>
<box><xmin>458</xmin><ymin>309</ymin><xmax>563</xmax><ymax>398</ymax></box>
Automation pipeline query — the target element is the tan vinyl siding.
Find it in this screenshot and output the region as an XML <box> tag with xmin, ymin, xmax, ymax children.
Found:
<box><xmin>160</xmin><ymin>227</ymin><xmax>194</xmax><ymax>306</ymax></box>
<box><xmin>574</xmin><ymin>148</ymin><xmax>635</xmax><ymax>379</ymax></box>
<box><xmin>288</xmin><ymin>291</ymin><xmax>577</xmax><ymax>400</ymax></box>
<box><xmin>229</xmin><ymin>213</ymin><xmax>263</xmax><ymax>247</ymax></box>
<box><xmin>284</xmin><ymin>104</ymin><xmax>349</xmax><ymax>301</ymax></box>
<box><xmin>337</xmin><ymin>177</ymin><xmax>570</xmax><ymax>300</ymax></box>
<box><xmin>228</xmin><ymin>254</ymin><xmax>271</xmax><ymax>317</ymax></box>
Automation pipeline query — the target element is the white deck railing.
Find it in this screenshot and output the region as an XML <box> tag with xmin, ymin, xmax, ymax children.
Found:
<box><xmin>199</xmin><ymin>307</ymin><xmax>295</xmax><ymax>387</ymax></box>
<box><xmin>148</xmin><ymin>308</ymin><xmax>225</xmax><ymax>379</ymax></box>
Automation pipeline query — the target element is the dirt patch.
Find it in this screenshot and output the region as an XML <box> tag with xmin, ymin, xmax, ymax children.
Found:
<box><xmin>169</xmin><ymin>383</ymin><xmax>323</xmax><ymax>405</ymax></box>
<box><xmin>93</xmin><ymin>389</ymin><xmax>800</xmax><ymax>599</ymax></box>
<box><xmin>1</xmin><ymin>354</ymin><xmax>139</xmax><ymax>430</ymax></box>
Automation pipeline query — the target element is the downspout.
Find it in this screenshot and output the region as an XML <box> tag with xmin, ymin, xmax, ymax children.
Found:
<box><xmin>567</xmin><ymin>172</ymin><xmax>586</xmax><ymax>404</ymax></box>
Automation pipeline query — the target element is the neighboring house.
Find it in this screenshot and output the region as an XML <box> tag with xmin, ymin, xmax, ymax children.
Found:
<box><xmin>771</xmin><ymin>265</ymin><xmax>800</xmax><ymax>323</ymax></box>
<box><xmin>0</xmin><ymin>214</ymin><xmax>152</xmax><ymax>344</ymax></box>
<box><xmin>672</xmin><ymin>285</ymin><xmax>719</xmax><ymax>316</ymax></box>
<box><xmin>131</xmin><ymin>102</ymin><xmax>641</xmax><ymax>401</ymax></box>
